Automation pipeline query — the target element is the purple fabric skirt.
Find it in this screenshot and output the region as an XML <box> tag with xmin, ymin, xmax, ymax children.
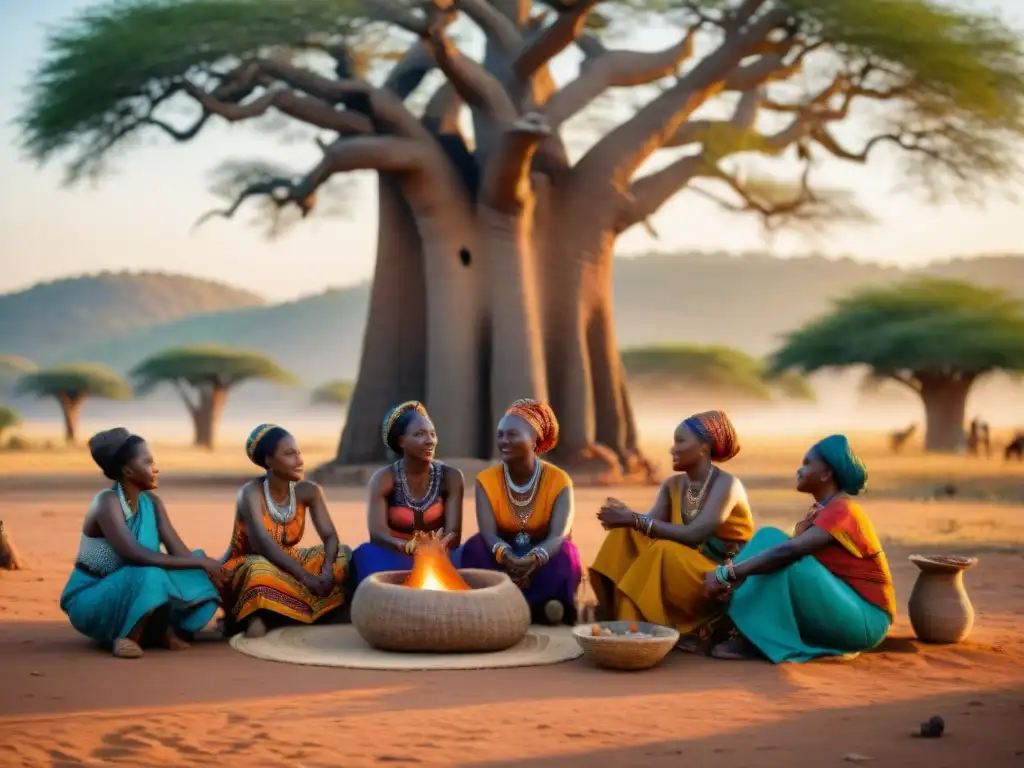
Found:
<box><xmin>460</xmin><ymin>533</ymin><xmax>582</xmax><ymax>616</ymax></box>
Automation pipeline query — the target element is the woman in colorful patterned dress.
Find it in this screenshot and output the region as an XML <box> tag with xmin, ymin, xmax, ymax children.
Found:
<box><xmin>60</xmin><ymin>428</ymin><xmax>225</xmax><ymax>659</ymax></box>
<box><xmin>352</xmin><ymin>401</ymin><xmax>464</xmax><ymax>584</ymax></box>
<box><xmin>705</xmin><ymin>434</ymin><xmax>895</xmax><ymax>663</ymax></box>
<box><xmin>221</xmin><ymin>424</ymin><xmax>352</xmax><ymax>638</ymax></box>
<box><xmin>460</xmin><ymin>399</ymin><xmax>582</xmax><ymax>625</ymax></box>
<box><xmin>589</xmin><ymin>410</ymin><xmax>753</xmax><ymax>651</ymax></box>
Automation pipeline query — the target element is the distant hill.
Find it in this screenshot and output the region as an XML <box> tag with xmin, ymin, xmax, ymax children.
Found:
<box><xmin>0</xmin><ymin>271</ymin><xmax>265</xmax><ymax>363</ymax></box>
<box><xmin>48</xmin><ymin>252</ymin><xmax>1024</xmax><ymax>386</ymax></box>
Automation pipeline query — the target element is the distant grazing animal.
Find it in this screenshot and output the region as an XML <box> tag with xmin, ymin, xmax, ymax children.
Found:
<box><xmin>889</xmin><ymin>423</ymin><xmax>917</xmax><ymax>453</ymax></box>
<box><xmin>1005</xmin><ymin>433</ymin><xmax>1024</xmax><ymax>461</ymax></box>
<box><xmin>967</xmin><ymin>417</ymin><xmax>991</xmax><ymax>457</ymax></box>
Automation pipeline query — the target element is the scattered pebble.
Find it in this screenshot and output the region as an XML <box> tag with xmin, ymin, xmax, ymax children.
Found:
<box><xmin>918</xmin><ymin>715</ymin><xmax>945</xmax><ymax>738</ymax></box>
<box><xmin>844</xmin><ymin>753</ymin><xmax>874</xmax><ymax>764</ymax></box>
<box><xmin>28</xmin><ymin>671</ymin><xmax>43</xmax><ymax>677</ymax></box>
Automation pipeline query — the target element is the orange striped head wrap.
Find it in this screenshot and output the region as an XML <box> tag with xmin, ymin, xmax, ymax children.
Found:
<box><xmin>505</xmin><ymin>398</ymin><xmax>559</xmax><ymax>454</ymax></box>
<box><xmin>683</xmin><ymin>410</ymin><xmax>740</xmax><ymax>462</ymax></box>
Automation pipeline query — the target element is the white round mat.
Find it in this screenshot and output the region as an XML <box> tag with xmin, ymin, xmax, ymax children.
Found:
<box><xmin>229</xmin><ymin>624</ymin><xmax>584</xmax><ymax>671</ymax></box>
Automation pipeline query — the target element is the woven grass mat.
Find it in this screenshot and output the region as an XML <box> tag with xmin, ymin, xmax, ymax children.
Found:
<box><xmin>229</xmin><ymin>624</ymin><xmax>583</xmax><ymax>670</ymax></box>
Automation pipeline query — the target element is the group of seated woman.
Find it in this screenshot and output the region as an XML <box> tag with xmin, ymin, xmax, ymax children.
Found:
<box><xmin>61</xmin><ymin>401</ymin><xmax>894</xmax><ymax>666</ymax></box>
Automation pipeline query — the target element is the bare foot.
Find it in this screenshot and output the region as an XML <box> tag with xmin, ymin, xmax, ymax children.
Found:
<box><xmin>246</xmin><ymin>616</ymin><xmax>268</xmax><ymax>639</ymax></box>
<box><xmin>161</xmin><ymin>628</ymin><xmax>191</xmax><ymax>651</ymax></box>
<box><xmin>543</xmin><ymin>600</ymin><xmax>565</xmax><ymax>625</ymax></box>
<box><xmin>112</xmin><ymin>638</ymin><xmax>144</xmax><ymax>659</ymax></box>
<box><xmin>711</xmin><ymin>635</ymin><xmax>758</xmax><ymax>660</ymax></box>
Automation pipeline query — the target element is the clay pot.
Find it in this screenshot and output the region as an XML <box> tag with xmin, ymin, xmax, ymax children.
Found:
<box><xmin>351</xmin><ymin>569</ymin><xmax>530</xmax><ymax>653</ymax></box>
<box><xmin>908</xmin><ymin>554</ymin><xmax>977</xmax><ymax>643</ymax></box>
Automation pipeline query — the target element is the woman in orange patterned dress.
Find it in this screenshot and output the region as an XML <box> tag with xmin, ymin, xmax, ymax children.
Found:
<box><xmin>221</xmin><ymin>424</ymin><xmax>351</xmax><ymax>638</ymax></box>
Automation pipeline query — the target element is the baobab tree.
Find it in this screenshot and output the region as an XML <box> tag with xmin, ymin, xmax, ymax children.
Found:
<box><xmin>131</xmin><ymin>345</ymin><xmax>297</xmax><ymax>449</ymax></box>
<box><xmin>18</xmin><ymin>0</ymin><xmax>1024</xmax><ymax>476</ymax></box>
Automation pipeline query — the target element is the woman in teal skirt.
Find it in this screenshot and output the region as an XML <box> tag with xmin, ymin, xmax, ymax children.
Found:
<box><xmin>704</xmin><ymin>435</ymin><xmax>895</xmax><ymax>663</ymax></box>
<box><xmin>60</xmin><ymin>429</ymin><xmax>227</xmax><ymax>658</ymax></box>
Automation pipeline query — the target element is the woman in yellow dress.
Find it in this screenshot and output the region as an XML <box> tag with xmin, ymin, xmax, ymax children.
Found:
<box><xmin>221</xmin><ymin>424</ymin><xmax>352</xmax><ymax>638</ymax></box>
<box><xmin>589</xmin><ymin>410</ymin><xmax>752</xmax><ymax>650</ymax></box>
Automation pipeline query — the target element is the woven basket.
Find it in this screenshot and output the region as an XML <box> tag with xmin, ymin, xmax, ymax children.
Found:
<box><xmin>351</xmin><ymin>569</ymin><xmax>531</xmax><ymax>653</ymax></box>
<box><xmin>908</xmin><ymin>554</ymin><xmax>978</xmax><ymax>644</ymax></box>
<box><xmin>572</xmin><ymin>620</ymin><xmax>679</xmax><ymax>670</ymax></box>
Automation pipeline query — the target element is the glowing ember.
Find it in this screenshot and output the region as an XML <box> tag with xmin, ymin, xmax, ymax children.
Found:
<box><xmin>402</xmin><ymin>535</ymin><xmax>470</xmax><ymax>592</ymax></box>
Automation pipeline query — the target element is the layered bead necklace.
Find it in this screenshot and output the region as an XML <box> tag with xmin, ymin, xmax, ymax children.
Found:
<box><xmin>683</xmin><ymin>466</ymin><xmax>718</xmax><ymax>523</ymax></box>
<box><xmin>393</xmin><ymin>460</ymin><xmax>443</xmax><ymax>522</ymax></box>
<box><xmin>115</xmin><ymin>483</ymin><xmax>136</xmax><ymax>521</ymax></box>
<box><xmin>263</xmin><ymin>475</ymin><xmax>297</xmax><ymax>524</ymax></box>
<box><xmin>503</xmin><ymin>460</ymin><xmax>542</xmax><ymax>547</ymax></box>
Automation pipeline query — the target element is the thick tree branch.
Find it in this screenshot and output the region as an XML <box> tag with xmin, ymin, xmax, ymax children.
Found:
<box><xmin>577</xmin><ymin>10</ymin><xmax>784</xmax><ymax>184</ymax></box>
<box><xmin>418</xmin><ymin>21</ymin><xmax>518</xmax><ymax>121</ymax></box>
<box><xmin>512</xmin><ymin>0</ymin><xmax>603</xmax><ymax>82</ymax></box>
<box><xmin>543</xmin><ymin>28</ymin><xmax>698</xmax><ymax>130</ymax></box>
<box><xmin>422</xmin><ymin>82</ymin><xmax>463</xmax><ymax>134</ymax></box>
<box><xmin>194</xmin><ymin>136</ymin><xmax>428</xmax><ymax>228</ymax></box>
<box><xmin>481</xmin><ymin>113</ymin><xmax>551</xmax><ymax>213</ymax></box>
<box><xmin>383</xmin><ymin>40</ymin><xmax>437</xmax><ymax>99</ymax></box>
<box><xmin>169</xmin><ymin>379</ymin><xmax>200</xmax><ymax>416</ymax></box>
<box><xmin>455</xmin><ymin>0</ymin><xmax>521</xmax><ymax>54</ymax></box>
<box><xmin>180</xmin><ymin>81</ymin><xmax>372</xmax><ymax>135</ymax></box>
<box><xmin>885</xmin><ymin>372</ymin><xmax>924</xmax><ymax>394</ymax></box>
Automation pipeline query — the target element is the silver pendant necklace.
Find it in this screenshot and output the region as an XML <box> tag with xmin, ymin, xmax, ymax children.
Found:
<box><xmin>263</xmin><ymin>476</ymin><xmax>297</xmax><ymax>524</ymax></box>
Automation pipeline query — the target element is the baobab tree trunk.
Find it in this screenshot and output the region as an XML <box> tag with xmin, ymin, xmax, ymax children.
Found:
<box><xmin>335</xmin><ymin>177</ymin><xmax>428</xmax><ymax>464</ymax></box>
<box><xmin>920</xmin><ymin>376</ymin><xmax>974</xmax><ymax>453</ymax></box>
<box><xmin>192</xmin><ymin>385</ymin><xmax>228</xmax><ymax>449</ymax></box>
<box><xmin>57</xmin><ymin>393</ymin><xmax>84</xmax><ymax>444</ymax></box>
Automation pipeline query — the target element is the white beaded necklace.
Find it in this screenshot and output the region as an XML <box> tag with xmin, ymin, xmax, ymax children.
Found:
<box><xmin>263</xmin><ymin>476</ymin><xmax>297</xmax><ymax>524</ymax></box>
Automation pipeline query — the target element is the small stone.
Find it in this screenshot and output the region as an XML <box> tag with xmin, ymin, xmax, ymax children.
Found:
<box><xmin>29</xmin><ymin>671</ymin><xmax>43</xmax><ymax>677</ymax></box>
<box><xmin>919</xmin><ymin>715</ymin><xmax>945</xmax><ymax>738</ymax></box>
<box><xmin>844</xmin><ymin>754</ymin><xmax>874</xmax><ymax>764</ymax></box>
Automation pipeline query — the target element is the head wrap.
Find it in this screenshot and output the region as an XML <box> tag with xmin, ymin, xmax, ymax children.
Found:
<box><xmin>505</xmin><ymin>398</ymin><xmax>559</xmax><ymax>454</ymax></box>
<box><xmin>683</xmin><ymin>410</ymin><xmax>740</xmax><ymax>462</ymax></box>
<box><xmin>811</xmin><ymin>434</ymin><xmax>868</xmax><ymax>495</ymax></box>
<box><xmin>88</xmin><ymin>428</ymin><xmax>145</xmax><ymax>481</ymax></box>
<box><xmin>381</xmin><ymin>401</ymin><xmax>429</xmax><ymax>454</ymax></box>
<box><xmin>246</xmin><ymin>423</ymin><xmax>290</xmax><ymax>468</ymax></box>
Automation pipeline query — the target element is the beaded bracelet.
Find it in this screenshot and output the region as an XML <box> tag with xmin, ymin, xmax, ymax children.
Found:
<box><xmin>529</xmin><ymin>547</ymin><xmax>550</xmax><ymax>566</ymax></box>
<box><xmin>632</xmin><ymin>512</ymin><xmax>645</xmax><ymax>531</ymax></box>
<box><xmin>643</xmin><ymin>516</ymin><xmax>655</xmax><ymax>537</ymax></box>
<box><xmin>714</xmin><ymin>565</ymin><xmax>731</xmax><ymax>584</ymax></box>
<box><xmin>492</xmin><ymin>541</ymin><xmax>510</xmax><ymax>563</ymax></box>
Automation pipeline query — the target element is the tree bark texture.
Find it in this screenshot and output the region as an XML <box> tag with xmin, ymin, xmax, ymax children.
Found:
<box><xmin>191</xmin><ymin>385</ymin><xmax>229</xmax><ymax>449</ymax></box>
<box><xmin>920</xmin><ymin>376</ymin><xmax>973</xmax><ymax>453</ymax></box>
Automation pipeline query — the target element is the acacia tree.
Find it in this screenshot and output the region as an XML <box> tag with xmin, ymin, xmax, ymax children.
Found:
<box><xmin>0</xmin><ymin>406</ymin><xmax>20</xmax><ymax>444</ymax></box>
<box><xmin>19</xmin><ymin>0</ymin><xmax>1024</xmax><ymax>475</ymax></box>
<box><xmin>623</xmin><ymin>343</ymin><xmax>814</xmax><ymax>400</ymax></box>
<box><xmin>769</xmin><ymin>278</ymin><xmax>1024</xmax><ymax>452</ymax></box>
<box><xmin>131</xmin><ymin>345</ymin><xmax>297</xmax><ymax>448</ymax></box>
<box><xmin>15</xmin><ymin>364</ymin><xmax>132</xmax><ymax>443</ymax></box>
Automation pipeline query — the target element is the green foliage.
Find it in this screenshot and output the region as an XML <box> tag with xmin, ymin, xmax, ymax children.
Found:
<box><xmin>622</xmin><ymin>343</ymin><xmax>814</xmax><ymax>401</ymax></box>
<box><xmin>18</xmin><ymin>0</ymin><xmax>365</xmax><ymax>179</ymax></box>
<box><xmin>16</xmin><ymin>363</ymin><xmax>133</xmax><ymax>400</ymax></box>
<box><xmin>769</xmin><ymin>278</ymin><xmax>1024</xmax><ymax>379</ymax></box>
<box><xmin>0</xmin><ymin>405</ymin><xmax>20</xmax><ymax>435</ymax></box>
<box><xmin>131</xmin><ymin>344</ymin><xmax>299</xmax><ymax>393</ymax></box>
<box><xmin>311</xmin><ymin>379</ymin><xmax>355</xmax><ymax>405</ymax></box>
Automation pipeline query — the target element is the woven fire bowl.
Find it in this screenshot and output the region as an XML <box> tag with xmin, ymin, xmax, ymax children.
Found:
<box><xmin>572</xmin><ymin>620</ymin><xmax>679</xmax><ymax>671</ymax></box>
<box><xmin>350</xmin><ymin>569</ymin><xmax>531</xmax><ymax>653</ymax></box>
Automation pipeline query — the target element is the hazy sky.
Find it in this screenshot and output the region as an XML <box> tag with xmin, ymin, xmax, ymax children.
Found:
<box><xmin>1</xmin><ymin>0</ymin><xmax>1022</xmax><ymax>301</ymax></box>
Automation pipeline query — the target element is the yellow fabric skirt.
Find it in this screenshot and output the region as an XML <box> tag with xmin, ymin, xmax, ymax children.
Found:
<box><xmin>223</xmin><ymin>544</ymin><xmax>350</xmax><ymax>625</ymax></box>
<box><xmin>589</xmin><ymin>527</ymin><xmax>721</xmax><ymax>633</ymax></box>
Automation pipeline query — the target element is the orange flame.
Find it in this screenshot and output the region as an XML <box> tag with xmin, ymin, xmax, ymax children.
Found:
<box><xmin>402</xmin><ymin>536</ymin><xmax>470</xmax><ymax>591</ymax></box>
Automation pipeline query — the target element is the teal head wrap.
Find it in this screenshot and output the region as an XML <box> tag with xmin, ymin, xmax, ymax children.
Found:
<box><xmin>811</xmin><ymin>434</ymin><xmax>867</xmax><ymax>495</ymax></box>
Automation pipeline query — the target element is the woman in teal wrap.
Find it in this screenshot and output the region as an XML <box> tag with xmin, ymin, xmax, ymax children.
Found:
<box><xmin>705</xmin><ymin>435</ymin><xmax>896</xmax><ymax>663</ymax></box>
<box><xmin>60</xmin><ymin>428</ymin><xmax>227</xmax><ymax>658</ymax></box>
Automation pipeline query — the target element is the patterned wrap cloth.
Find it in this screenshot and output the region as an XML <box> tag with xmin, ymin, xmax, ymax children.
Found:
<box><xmin>683</xmin><ymin>410</ymin><xmax>740</xmax><ymax>462</ymax></box>
<box><xmin>505</xmin><ymin>398</ymin><xmax>559</xmax><ymax>454</ymax></box>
